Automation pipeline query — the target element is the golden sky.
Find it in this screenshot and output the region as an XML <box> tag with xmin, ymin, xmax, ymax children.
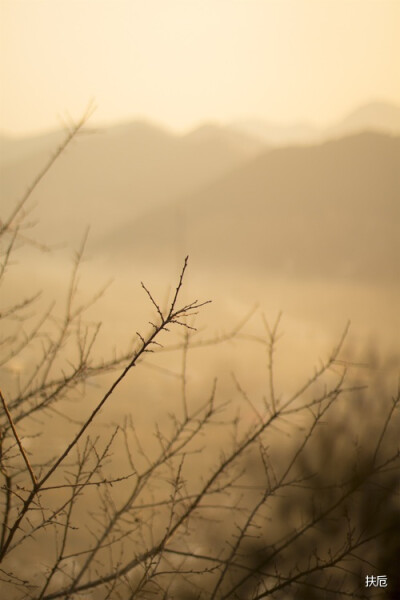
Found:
<box><xmin>1</xmin><ymin>0</ymin><xmax>399</xmax><ymax>136</ymax></box>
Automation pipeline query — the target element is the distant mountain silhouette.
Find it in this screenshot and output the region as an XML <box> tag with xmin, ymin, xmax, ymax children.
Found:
<box><xmin>229</xmin><ymin>101</ymin><xmax>400</xmax><ymax>146</ymax></box>
<box><xmin>0</xmin><ymin>120</ymin><xmax>263</xmax><ymax>246</ymax></box>
<box><xmin>2</xmin><ymin>100</ymin><xmax>399</xmax><ymax>168</ymax></box>
<box><xmin>2</xmin><ymin>105</ymin><xmax>399</xmax><ymax>278</ymax></box>
<box><xmin>98</xmin><ymin>132</ymin><xmax>400</xmax><ymax>283</ymax></box>
<box><xmin>229</xmin><ymin>119</ymin><xmax>319</xmax><ymax>146</ymax></box>
<box><xmin>182</xmin><ymin>122</ymin><xmax>265</xmax><ymax>155</ymax></box>
<box><xmin>330</xmin><ymin>101</ymin><xmax>400</xmax><ymax>137</ymax></box>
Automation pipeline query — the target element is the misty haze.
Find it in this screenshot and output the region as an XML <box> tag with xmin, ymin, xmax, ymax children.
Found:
<box><xmin>1</xmin><ymin>97</ymin><xmax>399</xmax><ymax>599</ymax></box>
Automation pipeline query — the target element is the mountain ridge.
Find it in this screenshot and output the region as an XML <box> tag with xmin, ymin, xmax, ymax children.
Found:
<box><xmin>1</xmin><ymin>100</ymin><xmax>400</xmax><ymax>166</ymax></box>
<box><xmin>96</xmin><ymin>131</ymin><xmax>400</xmax><ymax>283</ymax></box>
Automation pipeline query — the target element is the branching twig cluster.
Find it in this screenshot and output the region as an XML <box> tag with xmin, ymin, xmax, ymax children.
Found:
<box><xmin>1</xmin><ymin>112</ymin><xmax>399</xmax><ymax>600</ymax></box>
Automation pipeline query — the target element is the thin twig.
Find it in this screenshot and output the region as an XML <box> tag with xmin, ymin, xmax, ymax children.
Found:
<box><xmin>0</xmin><ymin>390</ymin><xmax>37</xmax><ymax>488</ymax></box>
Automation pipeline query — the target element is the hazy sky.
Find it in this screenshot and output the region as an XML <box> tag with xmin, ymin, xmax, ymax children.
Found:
<box><xmin>1</xmin><ymin>0</ymin><xmax>399</xmax><ymax>137</ymax></box>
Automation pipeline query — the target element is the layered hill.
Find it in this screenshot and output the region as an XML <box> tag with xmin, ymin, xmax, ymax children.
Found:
<box><xmin>230</xmin><ymin>100</ymin><xmax>400</xmax><ymax>145</ymax></box>
<box><xmin>98</xmin><ymin>132</ymin><xmax>400</xmax><ymax>283</ymax></box>
<box><xmin>1</xmin><ymin>105</ymin><xmax>399</xmax><ymax>284</ymax></box>
<box><xmin>0</xmin><ymin>121</ymin><xmax>263</xmax><ymax>246</ymax></box>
